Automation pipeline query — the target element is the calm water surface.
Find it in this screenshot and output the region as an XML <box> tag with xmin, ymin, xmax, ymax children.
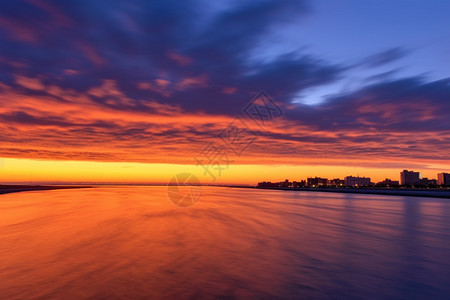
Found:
<box><xmin>1</xmin><ymin>186</ymin><xmax>449</xmax><ymax>299</ymax></box>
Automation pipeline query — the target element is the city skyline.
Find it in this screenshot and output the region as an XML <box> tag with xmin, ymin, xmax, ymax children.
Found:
<box><xmin>258</xmin><ymin>169</ymin><xmax>450</xmax><ymax>188</ymax></box>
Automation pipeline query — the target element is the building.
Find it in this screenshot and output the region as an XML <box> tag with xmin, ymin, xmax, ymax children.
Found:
<box><xmin>257</xmin><ymin>181</ymin><xmax>279</xmax><ymax>187</ymax></box>
<box><xmin>376</xmin><ymin>178</ymin><xmax>400</xmax><ymax>187</ymax></box>
<box><xmin>418</xmin><ymin>178</ymin><xmax>437</xmax><ymax>186</ymax></box>
<box><xmin>344</xmin><ymin>176</ymin><xmax>372</xmax><ymax>187</ymax></box>
<box><xmin>400</xmin><ymin>170</ymin><xmax>421</xmax><ymax>186</ymax></box>
<box><xmin>437</xmin><ymin>173</ymin><xmax>450</xmax><ymax>186</ymax></box>
<box><xmin>307</xmin><ymin>177</ymin><xmax>328</xmax><ymax>187</ymax></box>
<box><xmin>292</xmin><ymin>180</ymin><xmax>307</xmax><ymax>188</ymax></box>
<box><xmin>328</xmin><ymin>178</ymin><xmax>345</xmax><ymax>187</ymax></box>
<box><xmin>279</xmin><ymin>179</ymin><xmax>292</xmax><ymax>187</ymax></box>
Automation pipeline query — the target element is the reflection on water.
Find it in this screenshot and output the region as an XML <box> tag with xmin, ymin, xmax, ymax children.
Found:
<box><xmin>0</xmin><ymin>187</ymin><xmax>449</xmax><ymax>299</ymax></box>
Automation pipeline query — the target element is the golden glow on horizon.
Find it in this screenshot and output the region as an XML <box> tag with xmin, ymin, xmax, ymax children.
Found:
<box><xmin>1</xmin><ymin>157</ymin><xmax>448</xmax><ymax>184</ymax></box>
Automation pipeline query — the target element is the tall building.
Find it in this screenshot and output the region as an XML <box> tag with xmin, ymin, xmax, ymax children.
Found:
<box><xmin>400</xmin><ymin>170</ymin><xmax>420</xmax><ymax>186</ymax></box>
<box><xmin>437</xmin><ymin>173</ymin><xmax>450</xmax><ymax>186</ymax></box>
<box><xmin>344</xmin><ymin>176</ymin><xmax>372</xmax><ymax>187</ymax></box>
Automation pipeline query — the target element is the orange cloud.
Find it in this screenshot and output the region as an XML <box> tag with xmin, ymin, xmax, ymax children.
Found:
<box><xmin>138</xmin><ymin>81</ymin><xmax>171</xmax><ymax>97</ymax></box>
<box><xmin>0</xmin><ymin>76</ymin><xmax>449</xmax><ymax>184</ymax></box>
<box><xmin>155</xmin><ymin>78</ymin><xmax>170</xmax><ymax>88</ymax></box>
<box><xmin>15</xmin><ymin>75</ymin><xmax>46</xmax><ymax>90</ymax></box>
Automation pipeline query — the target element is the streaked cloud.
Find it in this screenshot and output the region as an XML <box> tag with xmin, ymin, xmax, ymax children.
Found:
<box><xmin>0</xmin><ymin>0</ymin><xmax>448</xmax><ymax>178</ymax></box>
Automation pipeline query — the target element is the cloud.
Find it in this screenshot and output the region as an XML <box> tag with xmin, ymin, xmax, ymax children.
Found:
<box><xmin>15</xmin><ymin>75</ymin><xmax>45</xmax><ymax>90</ymax></box>
<box><xmin>0</xmin><ymin>0</ymin><xmax>449</xmax><ymax>171</ymax></box>
<box><xmin>167</xmin><ymin>52</ymin><xmax>192</xmax><ymax>66</ymax></box>
<box><xmin>0</xmin><ymin>0</ymin><xmax>332</xmax><ymax>116</ymax></box>
<box><xmin>361</xmin><ymin>47</ymin><xmax>410</xmax><ymax>68</ymax></box>
<box><xmin>176</xmin><ymin>74</ymin><xmax>209</xmax><ymax>90</ymax></box>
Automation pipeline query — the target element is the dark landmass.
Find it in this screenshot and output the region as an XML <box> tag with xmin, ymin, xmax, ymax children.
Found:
<box><xmin>0</xmin><ymin>185</ymin><xmax>92</xmax><ymax>195</ymax></box>
<box><xmin>252</xmin><ymin>186</ymin><xmax>450</xmax><ymax>199</ymax></box>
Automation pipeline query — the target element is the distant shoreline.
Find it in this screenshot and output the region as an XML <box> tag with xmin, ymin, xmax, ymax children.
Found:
<box><xmin>0</xmin><ymin>185</ymin><xmax>92</xmax><ymax>195</ymax></box>
<box><xmin>2</xmin><ymin>184</ymin><xmax>449</xmax><ymax>199</ymax></box>
<box><xmin>250</xmin><ymin>186</ymin><xmax>450</xmax><ymax>199</ymax></box>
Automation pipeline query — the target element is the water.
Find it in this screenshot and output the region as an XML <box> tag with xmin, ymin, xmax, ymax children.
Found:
<box><xmin>0</xmin><ymin>186</ymin><xmax>449</xmax><ymax>299</ymax></box>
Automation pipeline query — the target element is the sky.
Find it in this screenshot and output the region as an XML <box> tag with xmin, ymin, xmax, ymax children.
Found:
<box><xmin>0</xmin><ymin>0</ymin><xmax>449</xmax><ymax>184</ymax></box>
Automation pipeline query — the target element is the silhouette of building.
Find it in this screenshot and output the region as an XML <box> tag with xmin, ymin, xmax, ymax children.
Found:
<box><xmin>307</xmin><ymin>177</ymin><xmax>328</xmax><ymax>187</ymax></box>
<box><xmin>293</xmin><ymin>180</ymin><xmax>307</xmax><ymax>188</ymax></box>
<box><xmin>257</xmin><ymin>181</ymin><xmax>279</xmax><ymax>187</ymax></box>
<box><xmin>344</xmin><ymin>176</ymin><xmax>372</xmax><ymax>187</ymax></box>
<box><xmin>282</xmin><ymin>179</ymin><xmax>294</xmax><ymax>187</ymax></box>
<box><xmin>400</xmin><ymin>170</ymin><xmax>420</xmax><ymax>185</ymax></box>
<box><xmin>328</xmin><ymin>178</ymin><xmax>344</xmax><ymax>187</ymax></box>
<box><xmin>376</xmin><ymin>178</ymin><xmax>399</xmax><ymax>187</ymax></box>
<box><xmin>418</xmin><ymin>178</ymin><xmax>437</xmax><ymax>186</ymax></box>
<box><xmin>437</xmin><ymin>173</ymin><xmax>450</xmax><ymax>186</ymax></box>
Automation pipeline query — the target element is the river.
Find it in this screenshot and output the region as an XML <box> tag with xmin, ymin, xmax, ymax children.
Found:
<box><xmin>0</xmin><ymin>186</ymin><xmax>449</xmax><ymax>299</ymax></box>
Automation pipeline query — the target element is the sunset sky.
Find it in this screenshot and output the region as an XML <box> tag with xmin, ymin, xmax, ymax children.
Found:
<box><xmin>0</xmin><ymin>0</ymin><xmax>449</xmax><ymax>184</ymax></box>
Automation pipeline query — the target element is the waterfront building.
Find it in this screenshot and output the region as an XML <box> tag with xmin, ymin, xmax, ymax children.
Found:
<box><xmin>293</xmin><ymin>180</ymin><xmax>307</xmax><ymax>188</ymax></box>
<box><xmin>344</xmin><ymin>176</ymin><xmax>372</xmax><ymax>187</ymax></box>
<box><xmin>328</xmin><ymin>178</ymin><xmax>345</xmax><ymax>187</ymax></box>
<box><xmin>376</xmin><ymin>178</ymin><xmax>400</xmax><ymax>187</ymax></box>
<box><xmin>418</xmin><ymin>178</ymin><xmax>437</xmax><ymax>186</ymax></box>
<box><xmin>400</xmin><ymin>170</ymin><xmax>420</xmax><ymax>186</ymax></box>
<box><xmin>307</xmin><ymin>177</ymin><xmax>328</xmax><ymax>187</ymax></box>
<box><xmin>437</xmin><ymin>173</ymin><xmax>450</xmax><ymax>186</ymax></box>
<box><xmin>257</xmin><ymin>181</ymin><xmax>279</xmax><ymax>187</ymax></box>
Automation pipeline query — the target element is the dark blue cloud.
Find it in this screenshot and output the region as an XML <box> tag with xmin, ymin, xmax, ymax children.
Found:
<box><xmin>284</xmin><ymin>76</ymin><xmax>450</xmax><ymax>133</ymax></box>
<box><xmin>0</xmin><ymin>0</ymin><xmax>345</xmax><ymax>115</ymax></box>
<box><xmin>0</xmin><ymin>0</ymin><xmax>449</xmax><ymax>141</ymax></box>
<box><xmin>361</xmin><ymin>47</ymin><xmax>410</xmax><ymax>68</ymax></box>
